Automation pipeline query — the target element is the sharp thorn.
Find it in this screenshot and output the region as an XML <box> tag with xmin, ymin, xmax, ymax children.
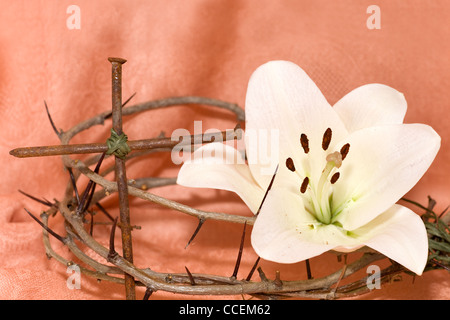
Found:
<box><xmin>122</xmin><ymin>92</ymin><xmax>137</xmax><ymax>108</ymax></box>
<box><xmin>185</xmin><ymin>266</ymin><xmax>196</xmax><ymax>285</ymax></box>
<box><xmin>232</xmin><ymin>222</ymin><xmax>247</xmax><ymax>278</ymax></box>
<box><xmin>431</xmin><ymin>259</ymin><xmax>450</xmax><ymax>272</ymax></box>
<box><xmin>185</xmin><ymin>218</ymin><xmax>205</xmax><ymax>249</ymax></box>
<box><xmin>82</xmin><ymin>182</ymin><xmax>97</xmax><ymax>215</ymax></box>
<box><xmin>257</xmin><ymin>266</ymin><xmax>268</xmax><ymax>282</ymax></box>
<box><xmin>104</xmin><ymin>92</ymin><xmax>136</xmax><ymax>119</ymax></box>
<box><xmin>256</xmin><ymin>165</ymin><xmax>278</xmax><ymax>216</ymax></box>
<box><xmin>66</xmin><ymin>167</ymin><xmax>80</xmax><ymax>205</ymax></box>
<box><xmin>24</xmin><ymin>208</ymin><xmax>65</xmax><ymax>243</ymax></box>
<box><xmin>305</xmin><ymin>259</ymin><xmax>312</xmax><ymax>280</ymax></box>
<box><xmin>95</xmin><ymin>202</ymin><xmax>115</xmax><ymax>221</ymax></box>
<box><xmin>438</xmin><ymin>205</ymin><xmax>449</xmax><ymax>218</ymax></box>
<box><xmin>108</xmin><ymin>217</ymin><xmax>119</xmax><ymax>259</ymax></box>
<box><xmin>77</xmin><ymin>152</ymin><xmax>105</xmax><ymax>215</ymax></box>
<box><xmin>246</xmin><ymin>256</ymin><xmax>260</xmax><ymax>281</ymax></box>
<box><xmin>44</xmin><ymin>100</ymin><xmax>62</xmax><ymax>138</ymax></box>
<box><xmin>143</xmin><ymin>288</ymin><xmax>153</xmax><ymax>300</ymax></box>
<box><xmin>330</xmin><ymin>264</ymin><xmax>348</xmax><ymax>298</ymax></box>
<box><xmin>89</xmin><ymin>213</ymin><xmax>94</xmax><ymax>236</ymax></box>
<box><xmin>19</xmin><ymin>190</ymin><xmax>53</xmax><ymax>207</ymax></box>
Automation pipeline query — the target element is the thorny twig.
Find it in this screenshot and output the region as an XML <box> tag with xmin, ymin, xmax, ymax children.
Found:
<box><xmin>12</xmin><ymin>63</ymin><xmax>449</xmax><ymax>300</ymax></box>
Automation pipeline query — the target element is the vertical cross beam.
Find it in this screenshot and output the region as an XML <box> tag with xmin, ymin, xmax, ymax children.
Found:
<box><xmin>108</xmin><ymin>57</ymin><xmax>136</xmax><ymax>300</ymax></box>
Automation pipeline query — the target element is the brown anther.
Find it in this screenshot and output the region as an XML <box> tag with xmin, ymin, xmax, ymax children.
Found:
<box><xmin>300</xmin><ymin>177</ymin><xmax>309</xmax><ymax>193</ymax></box>
<box><xmin>340</xmin><ymin>143</ymin><xmax>350</xmax><ymax>160</ymax></box>
<box><xmin>286</xmin><ymin>157</ymin><xmax>296</xmax><ymax>172</ymax></box>
<box><xmin>300</xmin><ymin>133</ymin><xmax>310</xmax><ymax>154</ymax></box>
<box><xmin>330</xmin><ymin>172</ymin><xmax>340</xmax><ymax>184</ymax></box>
<box><xmin>322</xmin><ymin>128</ymin><xmax>332</xmax><ymax>151</ymax></box>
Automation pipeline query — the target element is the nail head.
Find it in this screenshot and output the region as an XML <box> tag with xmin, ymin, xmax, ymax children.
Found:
<box><xmin>108</xmin><ymin>57</ymin><xmax>127</xmax><ymax>64</ymax></box>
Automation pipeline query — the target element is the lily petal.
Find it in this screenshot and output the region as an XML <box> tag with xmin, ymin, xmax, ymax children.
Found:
<box><xmin>245</xmin><ymin>60</ymin><xmax>348</xmax><ymax>190</ymax></box>
<box><xmin>333</xmin><ymin>84</ymin><xmax>407</xmax><ymax>133</ymax></box>
<box><xmin>251</xmin><ymin>181</ymin><xmax>332</xmax><ymax>263</ymax></box>
<box><xmin>352</xmin><ymin>204</ymin><xmax>428</xmax><ymax>275</ymax></box>
<box><xmin>177</xmin><ymin>142</ymin><xmax>265</xmax><ymax>213</ymax></box>
<box><xmin>251</xmin><ymin>166</ymin><xmax>364</xmax><ymax>263</ymax></box>
<box><xmin>332</xmin><ymin>124</ymin><xmax>440</xmax><ymax>230</ymax></box>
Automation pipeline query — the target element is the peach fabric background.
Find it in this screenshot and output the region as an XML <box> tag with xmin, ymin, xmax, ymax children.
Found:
<box><xmin>1</xmin><ymin>0</ymin><xmax>449</xmax><ymax>300</ymax></box>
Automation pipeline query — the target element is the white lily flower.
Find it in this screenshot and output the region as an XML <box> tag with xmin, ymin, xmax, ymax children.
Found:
<box><xmin>177</xmin><ymin>60</ymin><xmax>440</xmax><ymax>275</ymax></box>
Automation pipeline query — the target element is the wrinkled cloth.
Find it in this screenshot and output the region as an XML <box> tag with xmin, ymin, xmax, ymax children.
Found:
<box><xmin>0</xmin><ymin>0</ymin><xmax>449</xmax><ymax>300</ymax></box>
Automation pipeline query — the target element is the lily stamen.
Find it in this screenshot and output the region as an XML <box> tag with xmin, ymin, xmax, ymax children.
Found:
<box><xmin>300</xmin><ymin>177</ymin><xmax>309</xmax><ymax>193</ymax></box>
<box><xmin>286</xmin><ymin>157</ymin><xmax>296</xmax><ymax>172</ymax></box>
<box><xmin>330</xmin><ymin>172</ymin><xmax>340</xmax><ymax>184</ymax></box>
<box><xmin>315</xmin><ymin>155</ymin><xmax>338</xmax><ymax>223</ymax></box>
<box><xmin>325</xmin><ymin>151</ymin><xmax>343</xmax><ymax>168</ymax></box>
<box><xmin>340</xmin><ymin>143</ymin><xmax>350</xmax><ymax>160</ymax></box>
<box><xmin>300</xmin><ymin>133</ymin><xmax>310</xmax><ymax>154</ymax></box>
<box><xmin>287</xmin><ymin>139</ymin><xmax>350</xmax><ymax>224</ymax></box>
<box><xmin>285</xmin><ymin>156</ymin><xmax>319</xmax><ymax>214</ymax></box>
<box><xmin>322</xmin><ymin>128</ymin><xmax>332</xmax><ymax>151</ymax></box>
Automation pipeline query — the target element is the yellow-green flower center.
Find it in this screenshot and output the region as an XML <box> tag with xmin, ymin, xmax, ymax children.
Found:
<box><xmin>285</xmin><ymin>128</ymin><xmax>350</xmax><ymax>225</ymax></box>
